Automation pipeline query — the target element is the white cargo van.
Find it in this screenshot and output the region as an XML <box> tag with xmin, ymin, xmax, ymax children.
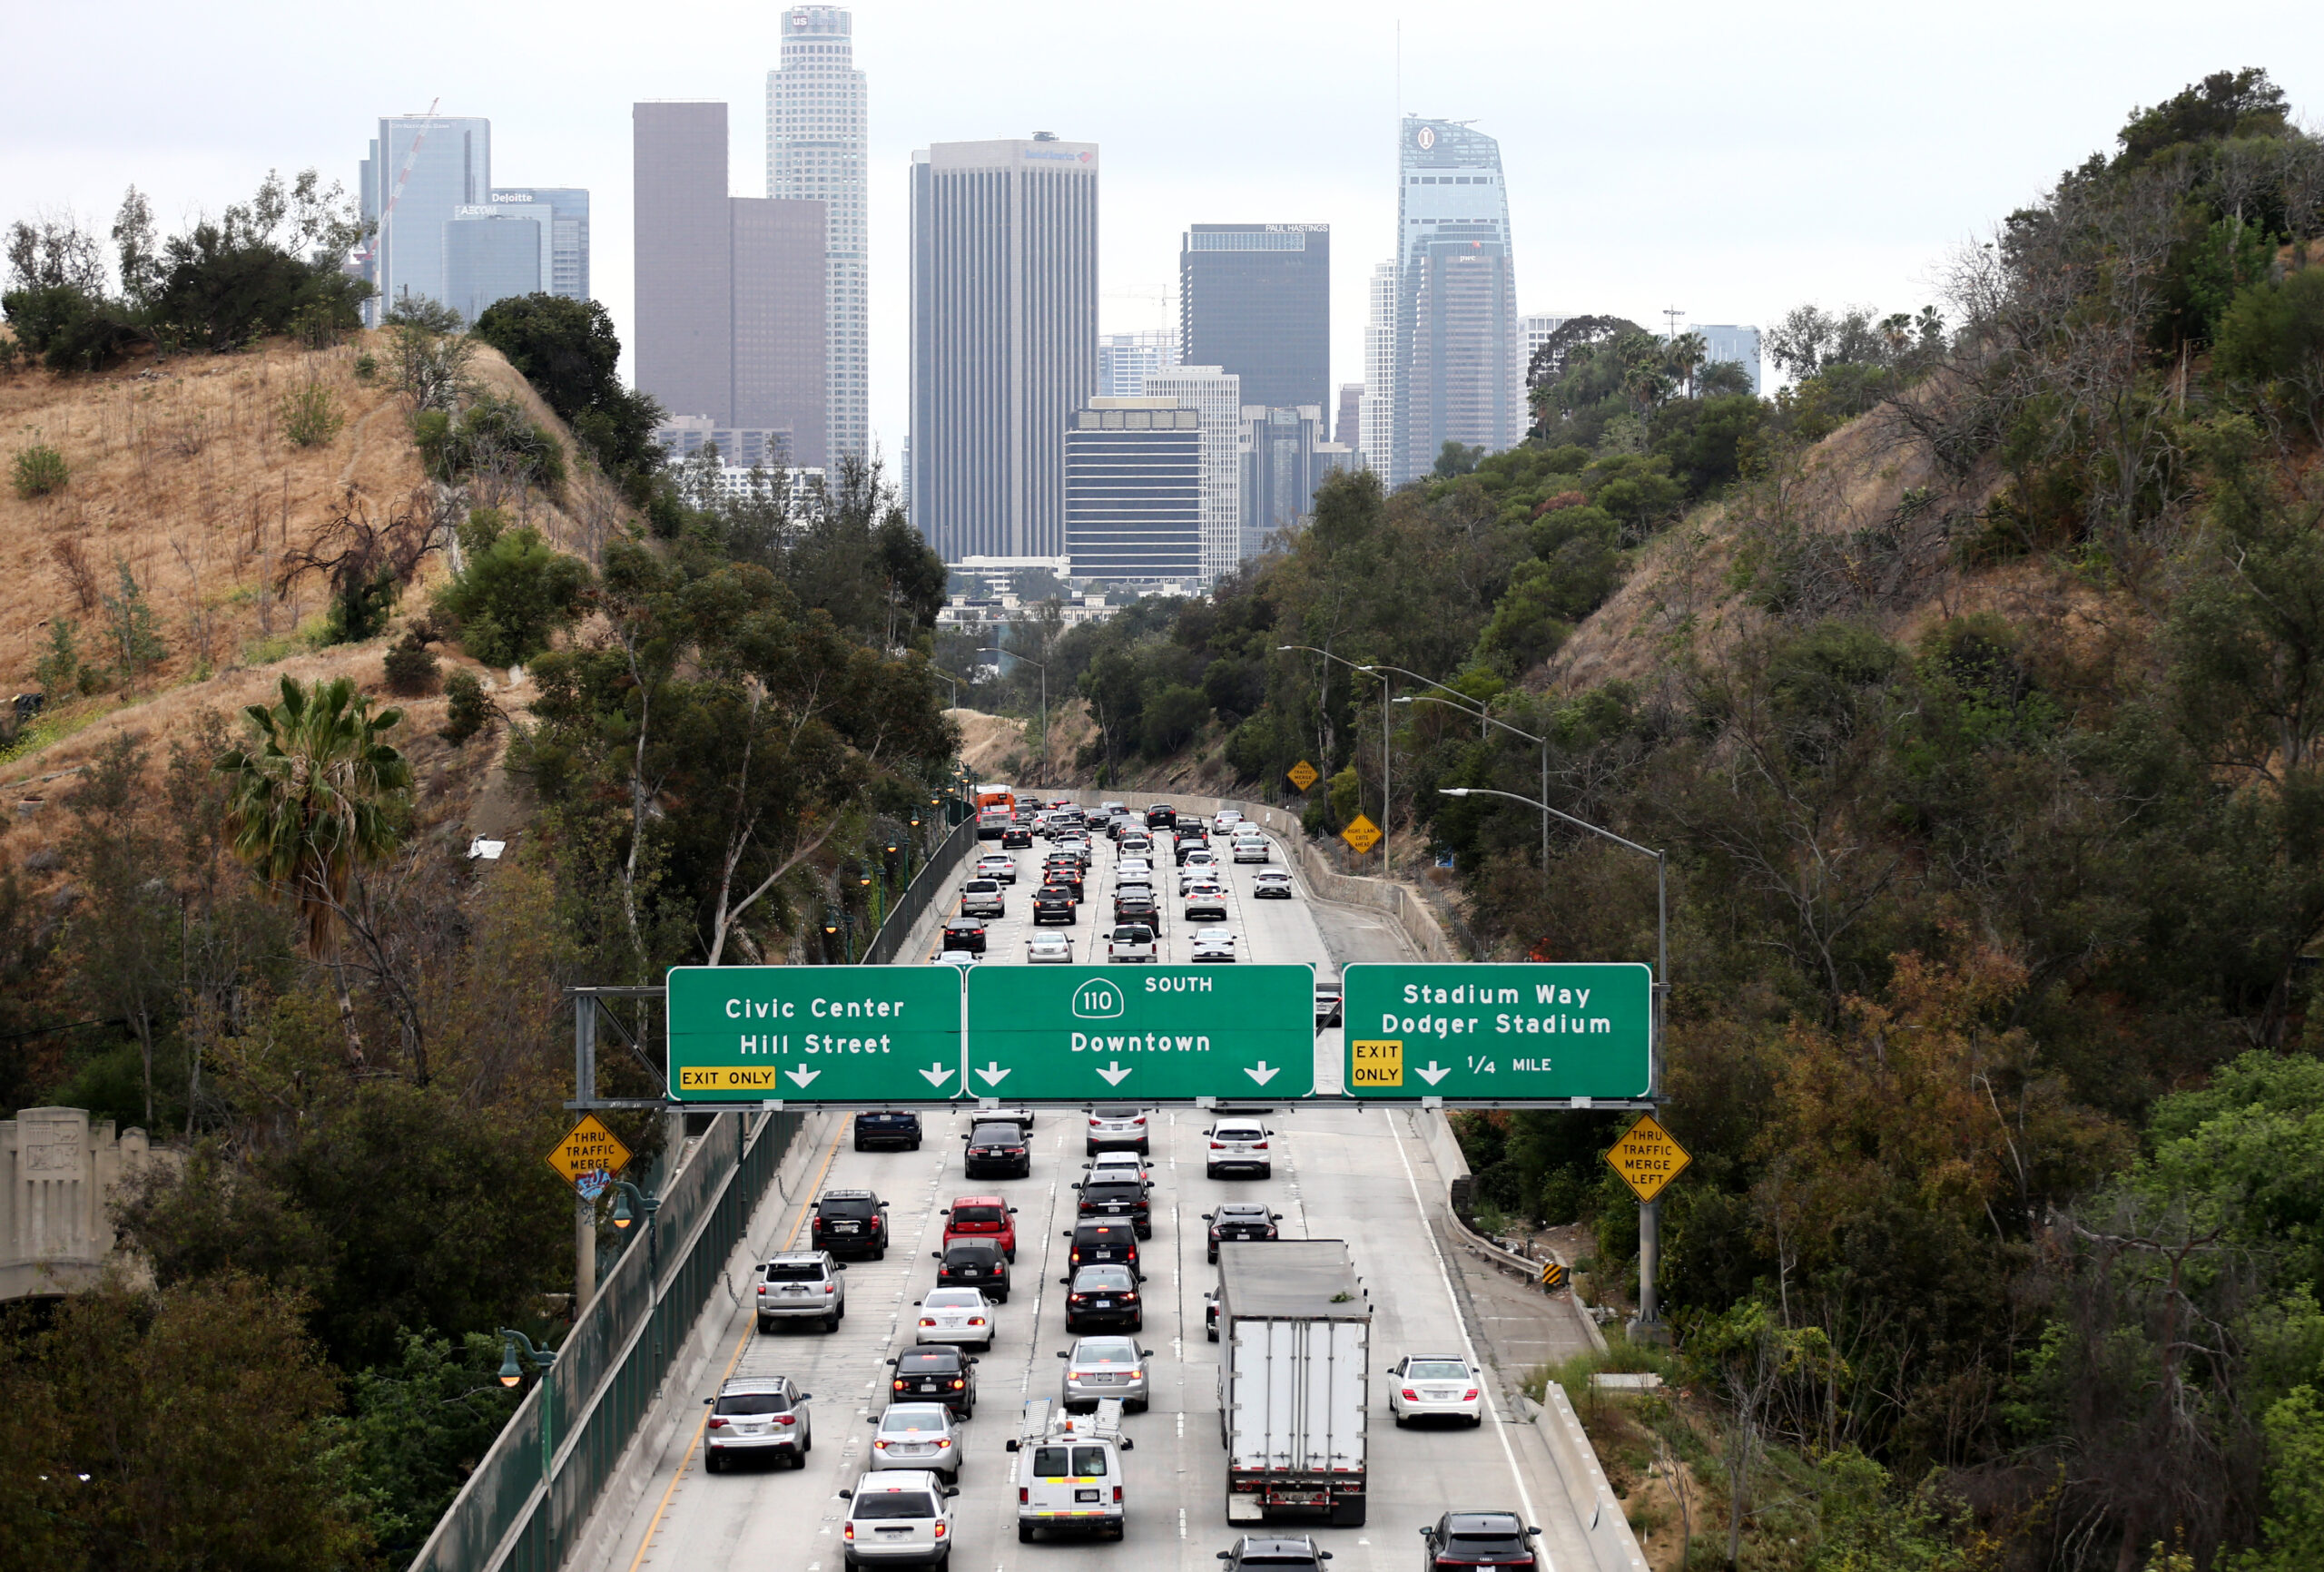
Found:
<box><xmin>1005</xmin><ymin>1396</ymin><xmax>1135</xmax><ymax>1543</ymax></box>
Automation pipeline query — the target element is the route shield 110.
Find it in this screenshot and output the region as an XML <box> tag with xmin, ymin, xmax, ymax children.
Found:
<box><xmin>665</xmin><ymin>966</ymin><xmax>964</xmax><ymax>1103</ymax></box>
<box><xmin>965</xmin><ymin>965</ymin><xmax>1315</xmax><ymax>1101</ymax></box>
<box><xmin>1342</xmin><ymin>962</ymin><xmax>1652</xmax><ymax>1101</ymax></box>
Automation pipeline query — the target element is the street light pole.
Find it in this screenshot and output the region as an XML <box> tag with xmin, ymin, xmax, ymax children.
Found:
<box><xmin>497</xmin><ymin>1330</ymin><xmax>560</xmax><ymax>1488</ymax></box>
<box><xmin>1394</xmin><ymin>691</ymin><xmax>1551</xmax><ymax>872</ymax></box>
<box><xmin>1440</xmin><ymin>783</ymin><xmax>1669</xmax><ymax>1337</ymax></box>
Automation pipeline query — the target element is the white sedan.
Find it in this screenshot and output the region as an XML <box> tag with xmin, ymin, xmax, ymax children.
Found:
<box><xmin>932</xmin><ymin>949</ymin><xmax>979</xmax><ymax>968</ymax></box>
<box><xmin>1253</xmin><ymin>870</ymin><xmax>1295</xmax><ymax>899</ymax></box>
<box><xmin>913</xmin><ymin>1287</ymin><xmax>997</xmax><ymax>1351</ymax></box>
<box><xmin>1026</xmin><ymin>932</ymin><xmax>1074</xmax><ymax>965</ymax></box>
<box><xmin>1189</xmin><ymin>926</ymin><xmax>1238</xmax><ymax>963</ymax></box>
<box><xmin>1387</xmin><ymin>1354</ymin><xmax>1484</xmax><ymax>1427</ymax></box>
<box><xmin>1215</xmin><ymin>810</ymin><xmax>1246</xmax><ymax>830</ymax></box>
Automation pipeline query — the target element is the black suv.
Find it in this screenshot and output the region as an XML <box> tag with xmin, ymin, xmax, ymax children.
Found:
<box><xmin>1420</xmin><ymin>1513</ymin><xmax>1543</xmax><ymax>1568</ymax></box>
<box><xmin>1217</xmin><ymin>1536</ymin><xmax>1333</xmax><ymax>1570</ymax></box>
<box><xmin>1061</xmin><ymin>1263</ymin><xmax>1142</xmax><ymax>1331</ymax></box>
<box><xmin>1113</xmin><ymin>886</ymin><xmax>1158</xmax><ymax>923</ymax></box>
<box><xmin>941</xmin><ymin>918</ymin><xmax>987</xmax><ymax>954</ymax></box>
<box><xmin>852</xmin><ymin>1110</ymin><xmax>922</xmax><ymax>1151</ymax></box>
<box><xmin>1076</xmin><ymin>1178</ymin><xmax>1153</xmax><ymax>1238</ymax></box>
<box><xmin>1033</xmin><ymin>885</ymin><xmax>1078</xmax><ymax>925</ymax></box>
<box><xmin>888</xmin><ymin>1344</ymin><xmax>978</xmax><ymax>1418</ymax></box>
<box><xmin>1204</xmin><ymin>1204</ymin><xmax>1282</xmax><ymax>1263</ymax></box>
<box><xmin>932</xmin><ymin>1239</ymin><xmax>1010</xmax><ymax>1300</ymax></box>
<box><xmin>963</xmin><ymin>1120</ymin><xmax>1032</xmax><ymax>1179</ymax></box>
<box><xmin>1065</xmin><ymin>1220</ymin><xmax>1141</xmax><ymax>1276</ymax></box>
<box><xmin>811</xmin><ymin>1190</ymin><xmax>889</xmax><ymax>1258</ymax></box>
<box><xmin>1041</xmin><ymin>864</ymin><xmax>1086</xmax><ymax>901</ymax></box>
<box><xmin>1145</xmin><ymin>803</ymin><xmax>1177</xmax><ymax>830</ymax></box>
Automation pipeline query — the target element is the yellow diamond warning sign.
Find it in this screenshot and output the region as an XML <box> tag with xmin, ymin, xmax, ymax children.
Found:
<box><xmin>1603</xmin><ymin>1112</ymin><xmax>1690</xmax><ymax>1203</ymax></box>
<box><xmin>1287</xmin><ymin>760</ymin><xmax>1321</xmax><ymax>792</ymax></box>
<box><xmin>1350</xmin><ymin>1038</ymin><xmax>1403</xmax><ymax>1087</ymax></box>
<box><xmin>1340</xmin><ymin>813</ymin><xmax>1382</xmax><ymax>855</ymax></box>
<box><xmin>546</xmin><ymin>1114</ymin><xmax>632</xmax><ymax>1191</ymax></box>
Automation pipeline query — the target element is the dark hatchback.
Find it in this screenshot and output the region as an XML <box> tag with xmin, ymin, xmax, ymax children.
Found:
<box><xmin>1040</xmin><ymin>865</ymin><xmax>1086</xmax><ymax>901</ymax></box>
<box><xmin>1076</xmin><ymin>1179</ymin><xmax>1153</xmax><ymax>1238</ymax></box>
<box><xmin>1065</xmin><ymin>1220</ymin><xmax>1141</xmax><ymax>1277</ymax></box>
<box><xmin>1203</xmin><ymin>1204</ymin><xmax>1282</xmax><ymax>1263</ymax></box>
<box><xmin>963</xmin><ymin>1121</ymin><xmax>1032</xmax><ymax>1180</ymax></box>
<box><xmin>1033</xmin><ymin>886</ymin><xmax>1078</xmax><ymax>925</ymax></box>
<box><xmin>1420</xmin><ymin>1513</ymin><xmax>1544</xmax><ymax>1568</ymax></box>
<box><xmin>932</xmin><ymin>1239</ymin><xmax>1011</xmax><ymax>1301</ymax></box>
<box><xmin>811</xmin><ymin>1190</ymin><xmax>888</xmax><ymax>1258</ymax></box>
<box><xmin>1061</xmin><ymin>1263</ymin><xmax>1142</xmax><ymax>1332</ymax></box>
<box><xmin>1113</xmin><ymin>887</ymin><xmax>1158</xmax><ymax>923</ymax></box>
<box><xmin>888</xmin><ymin>1344</ymin><xmax>978</xmax><ymax>1418</ymax></box>
<box><xmin>1217</xmin><ymin>1536</ymin><xmax>1334</xmax><ymax>1570</ymax></box>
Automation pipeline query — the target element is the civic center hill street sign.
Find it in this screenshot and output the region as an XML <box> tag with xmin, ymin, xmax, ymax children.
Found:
<box><xmin>1342</xmin><ymin>962</ymin><xmax>1653</xmax><ymax>1101</ymax></box>
<box><xmin>665</xmin><ymin>966</ymin><xmax>964</xmax><ymax>1103</ymax></box>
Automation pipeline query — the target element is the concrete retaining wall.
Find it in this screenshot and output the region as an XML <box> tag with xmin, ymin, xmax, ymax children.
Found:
<box><xmin>1533</xmin><ymin>1385</ymin><xmax>1651</xmax><ymax>1572</ymax></box>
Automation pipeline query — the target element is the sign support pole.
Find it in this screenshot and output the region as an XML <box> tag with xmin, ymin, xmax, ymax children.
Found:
<box><xmin>1634</xmin><ymin>851</ymin><xmax>1670</xmax><ymax>1342</ymax></box>
<box><xmin>575</xmin><ymin>998</ymin><xmax>596</xmax><ymax>1312</ymax></box>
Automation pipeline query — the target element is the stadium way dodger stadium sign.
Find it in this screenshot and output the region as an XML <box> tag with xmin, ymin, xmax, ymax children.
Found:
<box><xmin>1343</xmin><ymin>962</ymin><xmax>1652</xmax><ymax>1100</ymax></box>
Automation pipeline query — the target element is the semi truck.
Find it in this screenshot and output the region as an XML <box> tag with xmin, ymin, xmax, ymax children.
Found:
<box><xmin>1214</xmin><ymin>1239</ymin><xmax>1369</xmax><ymax>1527</ymax></box>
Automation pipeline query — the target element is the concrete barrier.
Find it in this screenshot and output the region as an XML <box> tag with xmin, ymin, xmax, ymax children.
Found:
<box><xmin>1531</xmin><ymin>1384</ymin><xmax>1651</xmax><ymax>1572</ymax></box>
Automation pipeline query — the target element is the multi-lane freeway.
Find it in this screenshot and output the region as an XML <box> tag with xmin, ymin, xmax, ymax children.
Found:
<box><xmin>586</xmin><ymin>806</ymin><xmax>1600</xmax><ymax>1572</ymax></box>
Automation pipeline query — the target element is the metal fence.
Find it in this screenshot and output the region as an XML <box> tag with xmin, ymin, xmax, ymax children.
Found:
<box><xmin>863</xmin><ymin>816</ymin><xmax>977</xmax><ymax>966</ymax></box>
<box><xmin>407</xmin><ymin>1105</ymin><xmax>804</xmax><ymax>1572</ymax></box>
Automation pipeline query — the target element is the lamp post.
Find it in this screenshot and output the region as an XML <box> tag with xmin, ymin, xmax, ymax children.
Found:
<box><xmin>822</xmin><ymin>909</ymin><xmax>842</xmax><ymax>965</ymax></box>
<box><xmin>861</xmin><ymin>861</ymin><xmax>883</xmax><ymax>933</ymax></box>
<box><xmin>1277</xmin><ymin>644</ymin><xmax>1390</xmax><ymax>875</ymax></box>
<box><xmin>1439</xmin><ymin>784</ymin><xmax>1670</xmax><ymax>1339</ymax></box>
<box><xmin>497</xmin><ymin>1329</ymin><xmax>560</xmax><ymax>1486</ymax></box>
<box><xmin>609</xmin><ymin>1178</ymin><xmax>663</xmax><ymax>1289</ymax></box>
<box><xmin>1393</xmin><ymin>691</ymin><xmax>1551</xmax><ymax>871</ymax></box>
<box><xmin>979</xmin><ymin>646</ymin><xmax>1045</xmax><ymax>788</ymax></box>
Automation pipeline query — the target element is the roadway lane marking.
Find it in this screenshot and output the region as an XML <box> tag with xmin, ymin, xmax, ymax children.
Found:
<box><xmin>620</xmin><ymin>1121</ymin><xmax>848</xmax><ymax>1572</ymax></box>
<box><xmin>1386</xmin><ymin>1108</ymin><xmax>1549</xmax><ymax>1557</ymax></box>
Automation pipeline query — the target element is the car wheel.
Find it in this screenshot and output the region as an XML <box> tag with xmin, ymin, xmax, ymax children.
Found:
<box><xmin>1471</xmin><ymin>1413</ymin><xmax>1484</xmax><ymax>1428</ymax></box>
<box><xmin>1018</xmin><ymin>1524</ymin><xmax>1034</xmax><ymax>1544</ymax></box>
<box><xmin>874</xmin><ymin>1245</ymin><xmax>886</xmax><ymax>1260</ymax></box>
<box><xmin>852</xmin><ymin>1137</ymin><xmax>864</xmax><ymax>1152</ymax></box>
<box><xmin>756</xmin><ymin>1318</ymin><xmax>773</xmax><ymax>1335</ymax></box>
<box><xmin>1205</xmin><ymin>1165</ymin><xmax>1220</xmax><ymax>1180</ymax></box>
<box><xmin>911</xmin><ymin>1140</ymin><xmax>922</xmax><ymax>1152</ymax></box>
<box><xmin>1206</xmin><ymin>1248</ymin><xmax>1217</xmax><ymax>1263</ymax></box>
<box><xmin>1258</xmin><ymin>1166</ymin><xmax>1272</xmax><ymax>1180</ymax></box>
<box><xmin>1392</xmin><ymin>1410</ymin><xmax>1407</xmax><ymax>1428</ymax></box>
<box><xmin>1004</xmin><ymin>1248</ymin><xmax>1017</xmax><ymax>1263</ymax></box>
<box><xmin>704</xmin><ymin>1451</ymin><xmax>723</xmax><ymax>1473</ymax></box>
<box><xmin>1207</xmin><ymin>1326</ymin><xmax>1218</xmax><ymax>1341</ymax></box>
<box><xmin>803</xmin><ymin>1426</ymin><xmax>812</xmax><ymax>1453</ymax></box>
<box><xmin>824</xmin><ymin>1310</ymin><xmax>840</xmax><ymax>1331</ymax></box>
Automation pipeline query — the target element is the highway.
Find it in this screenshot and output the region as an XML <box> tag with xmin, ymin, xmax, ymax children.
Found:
<box><xmin>586</xmin><ymin>809</ymin><xmax>1599</xmax><ymax>1572</ymax></box>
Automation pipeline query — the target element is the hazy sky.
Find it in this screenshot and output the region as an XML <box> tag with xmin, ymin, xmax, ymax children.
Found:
<box><xmin>5</xmin><ymin>0</ymin><xmax>2318</xmax><ymax>459</ymax></box>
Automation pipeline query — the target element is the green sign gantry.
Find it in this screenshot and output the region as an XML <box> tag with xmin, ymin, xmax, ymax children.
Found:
<box><xmin>967</xmin><ymin>965</ymin><xmax>1315</xmax><ymax>1101</ymax></box>
<box><xmin>665</xmin><ymin>966</ymin><xmax>965</xmax><ymax>1103</ymax></box>
<box><xmin>1342</xmin><ymin>962</ymin><xmax>1652</xmax><ymax>1101</ymax></box>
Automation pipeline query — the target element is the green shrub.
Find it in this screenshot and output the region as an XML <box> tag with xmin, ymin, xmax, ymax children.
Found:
<box><xmin>281</xmin><ymin>382</ymin><xmax>343</xmax><ymax>448</ymax></box>
<box><xmin>430</xmin><ymin>512</ymin><xmax>591</xmax><ymax>667</ymax></box>
<box><xmin>353</xmin><ymin>351</ymin><xmax>378</xmax><ymax>381</ymax></box>
<box><xmin>0</xmin><ymin>283</ymin><xmax>143</xmax><ymax>370</ymax></box>
<box><xmin>439</xmin><ymin>670</ymin><xmax>492</xmax><ymax>744</ymax></box>
<box><xmin>381</xmin><ymin>628</ymin><xmax>439</xmax><ymax>696</ymax></box>
<box><xmin>418</xmin><ymin>393</ymin><xmax>564</xmax><ymax>493</ymax></box>
<box><xmin>34</xmin><ymin>616</ymin><xmax>92</xmax><ymax>696</ymax></box>
<box><xmin>11</xmin><ymin>442</ymin><xmax>67</xmax><ymax>498</ymax></box>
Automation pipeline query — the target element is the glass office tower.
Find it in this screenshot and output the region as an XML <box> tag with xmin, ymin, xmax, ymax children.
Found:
<box><xmin>1179</xmin><ymin>223</ymin><xmax>1329</xmax><ymax>416</ymax></box>
<box><xmin>1391</xmin><ymin>119</ymin><xmax>1522</xmax><ymax>486</ymax></box>
<box><xmin>767</xmin><ymin>6</ymin><xmax>869</xmax><ymax>462</ymax></box>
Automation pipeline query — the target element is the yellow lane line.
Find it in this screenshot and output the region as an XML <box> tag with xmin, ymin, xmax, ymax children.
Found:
<box><xmin>622</xmin><ymin>1120</ymin><xmax>846</xmax><ymax>1572</ymax></box>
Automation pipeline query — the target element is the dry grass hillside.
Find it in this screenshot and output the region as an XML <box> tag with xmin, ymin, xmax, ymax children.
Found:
<box><xmin>0</xmin><ymin>329</ymin><xmax>626</xmax><ymax>854</ymax></box>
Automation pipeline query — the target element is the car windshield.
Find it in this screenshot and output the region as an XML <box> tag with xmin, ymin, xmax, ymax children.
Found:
<box><xmin>1075</xmin><ymin>1267</ymin><xmax>1136</xmax><ymax>1290</ymax></box>
<box><xmin>952</xmin><ymin>1204</ymin><xmax>1004</xmax><ymax>1223</ymax></box>
<box><xmin>881</xmin><ymin>1405</ymin><xmax>948</xmax><ymax>1432</ymax></box>
<box><xmin>969</xmin><ymin>1125</ymin><xmax>1018</xmax><ymax>1143</ymax></box>
<box><xmin>822</xmin><ymin>1196</ymin><xmax>876</xmax><ymax>1218</ymax></box>
<box><xmin>715</xmin><ymin>1391</ymin><xmax>789</xmax><ymax>1414</ymax></box>
<box><xmin>764</xmin><ymin>1261</ymin><xmax>824</xmax><ymax>1281</ymax></box>
<box><xmin>924</xmin><ymin>1290</ymin><xmax>983</xmax><ymax>1309</ymax></box>
<box><xmin>1409</xmin><ymin>1359</ymin><xmax>1470</xmax><ymax>1380</ymax></box>
<box><xmin>852</xmin><ymin>1493</ymin><xmax>938</xmax><ymax>1520</ymax></box>
<box><xmin>898</xmin><ymin>1351</ymin><xmax>959</xmax><ymax>1372</ymax></box>
<box><xmin>1075</xmin><ymin>1338</ymin><xmax>1138</xmax><ymax>1362</ymax></box>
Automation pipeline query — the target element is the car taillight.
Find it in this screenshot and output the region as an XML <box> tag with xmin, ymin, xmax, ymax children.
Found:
<box><xmin>843</xmin><ymin>1523</ymin><xmax>855</xmax><ymax>1542</ymax></box>
<box><xmin>920</xmin><ymin>1318</ymin><xmax>936</xmax><ymax>1327</ymax></box>
<box><xmin>1464</xmin><ymin>1389</ymin><xmax>1480</xmax><ymax>1400</ymax></box>
<box><xmin>893</xmin><ymin>1379</ymin><xmax>907</xmax><ymax>1390</ymax></box>
<box><xmin>950</xmin><ymin>1379</ymin><xmax>965</xmax><ymax>1389</ymax></box>
<box><xmin>707</xmin><ymin>1417</ymin><xmax>728</xmax><ymax>1429</ymax></box>
<box><xmin>1019</xmin><ymin>1488</ymin><xmax>1029</xmax><ymax>1504</ymax></box>
<box><xmin>824</xmin><ymin>1283</ymin><xmax>836</xmax><ymax>1293</ymax></box>
<box><xmin>1403</xmin><ymin>1388</ymin><xmax>1421</xmax><ymax>1400</ymax></box>
<box><xmin>874</xmin><ymin>1439</ymin><xmax>889</xmax><ymax>1449</ymax></box>
<box><xmin>935</xmin><ymin>1436</ymin><xmax>952</xmax><ymax>1449</ymax></box>
<box><xmin>1113</xmin><ymin>1486</ymin><xmax>1123</xmax><ymax>1503</ymax></box>
<box><xmin>756</xmin><ymin>1284</ymin><xmax>767</xmax><ymax>1294</ymax></box>
<box><xmin>934</xmin><ymin>1522</ymin><xmax>948</xmax><ymax>1539</ymax></box>
<box><xmin>1210</xmin><ymin>1142</ymin><xmax>1225</xmax><ymax>1149</ymax></box>
<box><xmin>969</xmin><ymin>1317</ymin><xmax>987</xmax><ymax>1327</ymax></box>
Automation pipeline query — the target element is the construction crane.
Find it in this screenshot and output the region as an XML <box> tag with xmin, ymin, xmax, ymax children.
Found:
<box><xmin>355</xmin><ymin>97</ymin><xmax>440</xmax><ymax>266</ymax></box>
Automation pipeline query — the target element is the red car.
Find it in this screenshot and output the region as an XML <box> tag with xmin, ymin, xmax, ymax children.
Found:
<box><xmin>942</xmin><ymin>1195</ymin><xmax>1019</xmax><ymax>1260</ymax></box>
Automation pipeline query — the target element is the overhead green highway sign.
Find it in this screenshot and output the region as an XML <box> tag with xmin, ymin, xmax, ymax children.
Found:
<box><xmin>1342</xmin><ymin>962</ymin><xmax>1651</xmax><ymax>1102</ymax></box>
<box><xmin>665</xmin><ymin>966</ymin><xmax>964</xmax><ymax>1103</ymax></box>
<box><xmin>965</xmin><ymin>965</ymin><xmax>1315</xmax><ymax>1101</ymax></box>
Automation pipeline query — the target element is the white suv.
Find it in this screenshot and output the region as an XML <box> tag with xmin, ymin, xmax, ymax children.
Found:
<box><xmin>1107</xmin><ymin>922</ymin><xmax>1157</xmax><ymax>963</ymax></box>
<box><xmin>1205</xmin><ymin>1119</ymin><xmax>1273</xmax><ymax>1180</ymax></box>
<box><xmin>840</xmin><ymin>1469</ymin><xmax>958</xmax><ymax>1566</ymax></box>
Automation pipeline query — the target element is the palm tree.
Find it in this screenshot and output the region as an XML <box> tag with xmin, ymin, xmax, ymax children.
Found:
<box><xmin>217</xmin><ymin>674</ymin><xmax>413</xmax><ymax>1067</ymax></box>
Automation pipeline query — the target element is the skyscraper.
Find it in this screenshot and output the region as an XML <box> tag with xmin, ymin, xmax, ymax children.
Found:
<box><xmin>1695</xmin><ymin>324</ymin><xmax>1764</xmax><ymax>394</ymax></box>
<box><xmin>1240</xmin><ymin>404</ymin><xmax>1353</xmax><ymax>555</ymax></box>
<box><xmin>1180</xmin><ymin>224</ymin><xmax>1329</xmax><ymax>415</ymax></box>
<box><xmin>1140</xmin><ymin>366</ymin><xmax>1241</xmax><ymax>580</ymax></box>
<box><xmin>1360</xmin><ymin>260</ymin><xmax>1394</xmax><ymax>475</ymax></box>
<box><xmin>442</xmin><ymin>205</ymin><xmax>545</xmax><ymax>327</ymax></box>
<box><xmin>1334</xmin><ymin>384</ymin><xmax>1363</xmax><ymax>450</ymax></box>
<box><xmin>1098</xmin><ymin>329</ymin><xmax>1180</xmax><ymax>398</ymax></box>
<box><xmin>1392</xmin><ymin>119</ymin><xmax>1523</xmax><ymax>486</ymax></box>
<box><xmin>360</xmin><ymin>113</ymin><xmax>492</xmax><ymax>325</ymax></box>
<box><xmin>767</xmin><ymin>6</ymin><xmax>868</xmax><ymax>463</ymax></box>
<box><xmin>633</xmin><ymin>102</ymin><xmax>827</xmax><ymax>464</ymax></box>
<box><xmin>910</xmin><ymin>135</ymin><xmax>1099</xmax><ymax>565</ymax></box>
<box><xmin>1067</xmin><ymin>398</ymin><xmax>1203</xmax><ymax>585</ymax></box>
<box><xmin>488</xmin><ymin>187</ymin><xmax>591</xmax><ymax>300</ymax></box>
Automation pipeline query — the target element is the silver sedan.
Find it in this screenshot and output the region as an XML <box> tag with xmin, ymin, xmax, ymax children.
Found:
<box><xmin>869</xmin><ymin>1402</ymin><xmax>962</xmax><ymax>1484</ymax></box>
<box><xmin>1059</xmin><ymin>1334</ymin><xmax>1152</xmax><ymax>1412</ymax></box>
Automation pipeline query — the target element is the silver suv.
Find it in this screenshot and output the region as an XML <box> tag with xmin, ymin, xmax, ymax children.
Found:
<box><xmin>704</xmin><ymin>1374</ymin><xmax>813</xmax><ymax>1471</ymax></box>
<box><xmin>756</xmin><ymin>1250</ymin><xmax>846</xmax><ymax>1332</ymax></box>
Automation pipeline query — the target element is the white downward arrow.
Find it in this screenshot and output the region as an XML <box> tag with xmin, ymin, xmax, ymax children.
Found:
<box><xmin>974</xmin><ymin>1062</ymin><xmax>1011</xmax><ymax>1087</ymax></box>
<box><xmin>1095</xmin><ymin>1061</ymin><xmax>1133</xmax><ymax>1086</ymax></box>
<box><xmin>784</xmin><ymin>1066</ymin><xmax>822</xmax><ymax>1089</ymax></box>
<box><xmin>920</xmin><ymin>1063</ymin><xmax>955</xmax><ymax>1087</ymax></box>
<box><xmin>1246</xmin><ymin>1062</ymin><xmax>1280</xmax><ymax>1086</ymax></box>
<box><xmin>1414</xmin><ymin>1062</ymin><xmax>1452</xmax><ymax>1086</ymax></box>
